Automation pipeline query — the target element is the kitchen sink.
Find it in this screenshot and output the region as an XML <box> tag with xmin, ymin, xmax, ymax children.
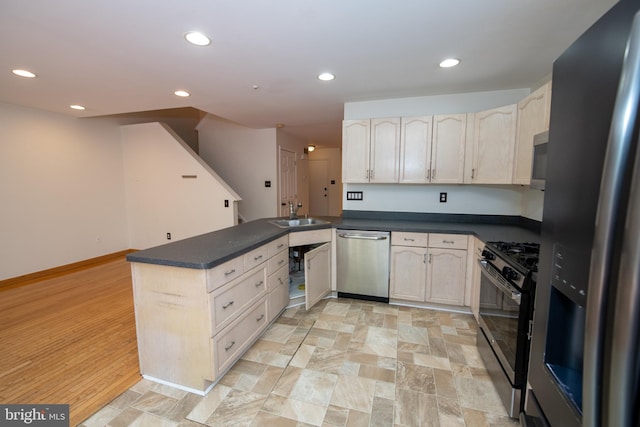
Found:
<box><xmin>269</xmin><ymin>217</ymin><xmax>330</xmax><ymax>228</ymax></box>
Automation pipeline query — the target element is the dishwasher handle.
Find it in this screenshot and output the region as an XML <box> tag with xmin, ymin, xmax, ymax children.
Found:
<box><xmin>337</xmin><ymin>232</ymin><xmax>388</xmax><ymax>240</ymax></box>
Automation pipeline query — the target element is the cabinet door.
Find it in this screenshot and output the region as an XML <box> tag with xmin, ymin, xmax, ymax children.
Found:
<box><xmin>399</xmin><ymin>116</ymin><xmax>432</xmax><ymax>183</ymax></box>
<box><xmin>469</xmin><ymin>237</ymin><xmax>483</xmax><ymax>321</ymax></box>
<box><xmin>370</xmin><ymin>118</ymin><xmax>401</xmax><ymax>183</ymax></box>
<box><xmin>467</xmin><ymin>105</ymin><xmax>517</xmax><ymax>184</ymax></box>
<box><xmin>305</xmin><ymin>242</ymin><xmax>331</xmax><ymax>310</ymax></box>
<box><xmin>513</xmin><ymin>82</ymin><xmax>552</xmax><ymax>184</ymax></box>
<box><xmin>390</xmin><ymin>245</ymin><xmax>427</xmax><ymax>301</ymax></box>
<box><xmin>431</xmin><ymin>114</ymin><xmax>467</xmax><ymax>183</ymax></box>
<box><xmin>342</xmin><ymin>120</ymin><xmax>370</xmax><ymax>183</ymax></box>
<box><xmin>426</xmin><ymin>248</ymin><xmax>467</xmax><ymax>306</ymax></box>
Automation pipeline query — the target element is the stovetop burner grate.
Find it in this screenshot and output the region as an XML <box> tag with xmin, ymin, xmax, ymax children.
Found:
<box><xmin>487</xmin><ymin>241</ymin><xmax>540</xmax><ymax>273</ymax></box>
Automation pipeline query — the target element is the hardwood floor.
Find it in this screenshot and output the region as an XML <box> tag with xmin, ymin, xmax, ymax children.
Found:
<box><xmin>0</xmin><ymin>257</ymin><xmax>141</xmax><ymax>426</ymax></box>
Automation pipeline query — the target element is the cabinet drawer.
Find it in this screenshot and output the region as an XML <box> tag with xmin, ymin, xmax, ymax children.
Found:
<box><xmin>213</xmin><ymin>297</ymin><xmax>268</xmax><ymax>377</ymax></box>
<box><xmin>244</xmin><ymin>246</ymin><xmax>268</xmax><ymax>271</ymax></box>
<box><xmin>206</xmin><ymin>257</ymin><xmax>244</xmax><ymax>292</ymax></box>
<box><xmin>391</xmin><ymin>232</ymin><xmax>429</xmax><ymax>247</ymax></box>
<box><xmin>267</xmin><ymin>236</ymin><xmax>288</xmax><ymax>258</ymax></box>
<box><xmin>268</xmin><ymin>264</ymin><xmax>289</xmax><ymax>292</ymax></box>
<box><xmin>429</xmin><ymin>233</ymin><xmax>468</xmax><ymax>250</ymax></box>
<box><xmin>268</xmin><ymin>249</ymin><xmax>288</xmax><ymax>275</ymax></box>
<box><xmin>210</xmin><ymin>265</ymin><xmax>266</xmax><ymax>334</ymax></box>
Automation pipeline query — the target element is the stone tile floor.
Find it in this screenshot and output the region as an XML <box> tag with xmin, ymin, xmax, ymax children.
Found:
<box><xmin>80</xmin><ymin>298</ymin><xmax>519</xmax><ymax>427</ymax></box>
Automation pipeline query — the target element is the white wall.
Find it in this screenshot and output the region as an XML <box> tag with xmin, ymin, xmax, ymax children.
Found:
<box><xmin>344</xmin><ymin>88</ymin><xmax>530</xmax><ymax>119</ymax></box>
<box><xmin>197</xmin><ymin>115</ymin><xmax>278</xmax><ymax>222</ymax></box>
<box><xmin>343</xmin><ymin>89</ymin><xmax>544</xmax><ymax>221</ymax></box>
<box><xmin>121</xmin><ymin>122</ymin><xmax>240</xmax><ymax>250</ymax></box>
<box><xmin>0</xmin><ymin>102</ymin><xmax>128</xmax><ymax>280</ymax></box>
<box><xmin>343</xmin><ymin>184</ymin><xmax>525</xmax><ymax>215</ymax></box>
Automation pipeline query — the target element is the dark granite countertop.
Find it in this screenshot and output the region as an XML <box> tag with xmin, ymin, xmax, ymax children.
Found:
<box><xmin>126</xmin><ymin>211</ymin><xmax>541</xmax><ymax>270</ymax></box>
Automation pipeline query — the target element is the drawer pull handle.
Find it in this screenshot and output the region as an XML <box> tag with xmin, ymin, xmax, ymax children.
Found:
<box><xmin>224</xmin><ymin>269</ymin><xmax>236</xmax><ymax>276</ymax></box>
<box><xmin>404</xmin><ymin>238</ymin><xmax>415</xmax><ymax>242</ymax></box>
<box><xmin>278</xmin><ymin>277</ymin><xmax>283</xmax><ymax>284</ymax></box>
<box><xmin>254</xmin><ymin>255</ymin><xmax>263</xmax><ymax>261</ymax></box>
<box><xmin>255</xmin><ymin>280</ymin><xmax>264</xmax><ymax>288</ymax></box>
<box><xmin>225</xmin><ymin>341</ymin><xmax>236</xmax><ymax>352</ymax></box>
<box><xmin>277</xmin><ymin>243</ymin><xmax>284</xmax><ymax>249</ymax></box>
<box><xmin>222</xmin><ymin>301</ymin><xmax>234</xmax><ymax>309</ymax></box>
<box><xmin>256</xmin><ymin>314</ymin><xmax>265</xmax><ymax>322</ymax></box>
<box><xmin>443</xmin><ymin>240</ymin><xmax>454</xmax><ymax>244</ymax></box>
<box><xmin>278</xmin><ymin>259</ymin><xmax>285</xmax><ymax>265</ymax></box>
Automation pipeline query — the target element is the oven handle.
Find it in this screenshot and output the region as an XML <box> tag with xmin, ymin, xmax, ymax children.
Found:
<box><xmin>478</xmin><ymin>259</ymin><xmax>522</xmax><ymax>305</ymax></box>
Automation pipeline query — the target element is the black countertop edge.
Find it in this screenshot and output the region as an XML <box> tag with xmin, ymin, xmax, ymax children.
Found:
<box><xmin>341</xmin><ymin>210</ymin><xmax>541</xmax><ymax>233</ymax></box>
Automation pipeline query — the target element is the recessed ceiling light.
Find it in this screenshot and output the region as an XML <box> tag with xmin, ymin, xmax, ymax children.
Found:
<box><xmin>184</xmin><ymin>31</ymin><xmax>211</xmax><ymax>46</ymax></box>
<box><xmin>12</xmin><ymin>69</ymin><xmax>36</xmax><ymax>78</ymax></box>
<box><xmin>174</xmin><ymin>90</ymin><xmax>190</xmax><ymax>97</ymax></box>
<box><xmin>439</xmin><ymin>58</ymin><xmax>461</xmax><ymax>68</ymax></box>
<box><xmin>70</xmin><ymin>105</ymin><xmax>85</xmax><ymax>110</ymax></box>
<box><xmin>318</xmin><ymin>72</ymin><xmax>335</xmax><ymax>81</ymax></box>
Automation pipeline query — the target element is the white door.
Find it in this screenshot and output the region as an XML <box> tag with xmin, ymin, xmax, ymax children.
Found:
<box><xmin>279</xmin><ymin>148</ymin><xmax>297</xmax><ymax>217</ymax></box>
<box><xmin>309</xmin><ymin>159</ymin><xmax>329</xmax><ymax>216</ymax></box>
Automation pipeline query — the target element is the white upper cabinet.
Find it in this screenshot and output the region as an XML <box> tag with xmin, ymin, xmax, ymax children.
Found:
<box><xmin>342</xmin><ymin>118</ymin><xmax>400</xmax><ymax>183</ymax></box>
<box><xmin>431</xmin><ymin>114</ymin><xmax>467</xmax><ymax>183</ymax></box>
<box><xmin>399</xmin><ymin>115</ymin><xmax>466</xmax><ymax>184</ymax></box>
<box><xmin>399</xmin><ymin>116</ymin><xmax>433</xmax><ymax>183</ymax></box>
<box><xmin>370</xmin><ymin>118</ymin><xmax>401</xmax><ymax>183</ymax></box>
<box><xmin>512</xmin><ymin>81</ymin><xmax>552</xmax><ymax>185</ymax></box>
<box><xmin>342</xmin><ymin>120</ymin><xmax>371</xmax><ymax>183</ymax></box>
<box><xmin>465</xmin><ymin>104</ymin><xmax>518</xmax><ymax>184</ymax></box>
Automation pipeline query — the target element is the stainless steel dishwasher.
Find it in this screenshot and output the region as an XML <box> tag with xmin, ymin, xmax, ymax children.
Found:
<box><xmin>336</xmin><ymin>229</ymin><xmax>390</xmax><ymax>302</ymax></box>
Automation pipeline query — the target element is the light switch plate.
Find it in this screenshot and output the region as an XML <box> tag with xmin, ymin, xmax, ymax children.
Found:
<box><xmin>347</xmin><ymin>191</ymin><xmax>363</xmax><ymax>201</ymax></box>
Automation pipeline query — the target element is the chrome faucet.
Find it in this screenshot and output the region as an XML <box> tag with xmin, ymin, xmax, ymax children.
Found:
<box><xmin>289</xmin><ymin>201</ymin><xmax>302</xmax><ymax>219</ymax></box>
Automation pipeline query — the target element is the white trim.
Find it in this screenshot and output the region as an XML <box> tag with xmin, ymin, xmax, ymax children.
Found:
<box><xmin>141</xmin><ymin>375</ymin><xmax>216</xmax><ymax>396</ymax></box>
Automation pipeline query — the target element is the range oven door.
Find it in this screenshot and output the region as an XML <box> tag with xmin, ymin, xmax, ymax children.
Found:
<box><xmin>477</xmin><ymin>259</ymin><xmax>522</xmax><ymax>385</ymax></box>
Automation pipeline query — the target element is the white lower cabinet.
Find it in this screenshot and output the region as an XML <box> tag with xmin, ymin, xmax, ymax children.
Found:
<box><xmin>288</xmin><ymin>229</ymin><xmax>333</xmax><ymax>309</ymax></box>
<box><xmin>469</xmin><ymin>236</ymin><xmax>483</xmax><ymax>321</ymax></box>
<box><xmin>390</xmin><ymin>232</ymin><xmax>468</xmax><ymax>307</ymax></box>
<box><xmin>390</xmin><ymin>245</ymin><xmax>426</xmax><ymax>301</ymax></box>
<box><xmin>425</xmin><ymin>248</ymin><xmax>467</xmax><ymax>306</ymax></box>
<box><xmin>131</xmin><ymin>235</ymin><xmax>290</xmax><ymax>393</ymax></box>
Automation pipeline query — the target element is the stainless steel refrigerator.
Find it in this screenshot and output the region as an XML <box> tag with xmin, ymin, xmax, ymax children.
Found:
<box><xmin>525</xmin><ymin>0</ymin><xmax>640</xmax><ymax>426</ymax></box>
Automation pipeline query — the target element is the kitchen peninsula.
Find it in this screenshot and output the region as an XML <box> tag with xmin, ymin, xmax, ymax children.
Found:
<box><xmin>127</xmin><ymin>212</ymin><xmax>540</xmax><ymax>394</ymax></box>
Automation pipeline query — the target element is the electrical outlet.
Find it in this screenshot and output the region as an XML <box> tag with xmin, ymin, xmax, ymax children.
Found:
<box><xmin>224</xmin><ymin>199</ymin><xmax>229</xmax><ymax>207</ymax></box>
<box><xmin>265</xmin><ymin>180</ymin><xmax>271</xmax><ymax>188</ymax></box>
<box><xmin>166</xmin><ymin>232</ymin><xmax>172</xmax><ymax>240</ymax></box>
<box><xmin>440</xmin><ymin>192</ymin><xmax>447</xmax><ymax>203</ymax></box>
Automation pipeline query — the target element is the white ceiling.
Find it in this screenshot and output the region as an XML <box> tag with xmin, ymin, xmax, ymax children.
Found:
<box><xmin>0</xmin><ymin>0</ymin><xmax>617</xmax><ymax>147</ymax></box>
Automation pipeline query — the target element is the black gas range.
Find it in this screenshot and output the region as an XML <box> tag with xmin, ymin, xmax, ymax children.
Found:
<box><xmin>476</xmin><ymin>240</ymin><xmax>540</xmax><ymax>418</ymax></box>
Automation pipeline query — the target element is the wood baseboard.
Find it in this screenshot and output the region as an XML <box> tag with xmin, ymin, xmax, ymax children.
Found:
<box><xmin>0</xmin><ymin>249</ymin><xmax>136</xmax><ymax>291</ymax></box>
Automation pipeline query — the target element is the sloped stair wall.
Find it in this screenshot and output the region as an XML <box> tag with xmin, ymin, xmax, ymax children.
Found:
<box><xmin>121</xmin><ymin>122</ymin><xmax>241</xmax><ymax>250</ymax></box>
